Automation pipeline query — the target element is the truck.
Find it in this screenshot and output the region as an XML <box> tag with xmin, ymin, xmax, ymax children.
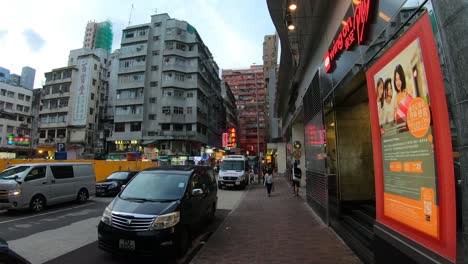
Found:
<box><xmin>217</xmin><ymin>155</ymin><xmax>249</xmax><ymax>189</ymax></box>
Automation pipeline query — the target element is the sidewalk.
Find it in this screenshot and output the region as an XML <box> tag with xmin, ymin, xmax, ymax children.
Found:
<box><xmin>191</xmin><ymin>174</ymin><xmax>361</xmax><ymax>264</ymax></box>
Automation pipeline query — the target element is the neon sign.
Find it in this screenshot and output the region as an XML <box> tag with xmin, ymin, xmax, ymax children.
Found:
<box><xmin>227</xmin><ymin>128</ymin><xmax>237</xmax><ymax>147</ymax></box>
<box><xmin>324</xmin><ymin>0</ymin><xmax>372</xmax><ymax>73</ymax></box>
<box><xmin>222</xmin><ymin>133</ymin><xmax>229</xmax><ymax>147</ymax></box>
<box><xmin>7</xmin><ymin>134</ymin><xmax>30</xmax><ymax>146</ymax></box>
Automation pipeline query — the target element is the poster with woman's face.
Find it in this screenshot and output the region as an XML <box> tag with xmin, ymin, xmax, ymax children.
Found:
<box><xmin>374</xmin><ymin>39</ymin><xmax>430</xmax><ymax>133</ymax></box>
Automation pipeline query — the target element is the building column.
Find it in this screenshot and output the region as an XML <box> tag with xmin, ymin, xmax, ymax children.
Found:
<box><xmin>292</xmin><ymin>120</ymin><xmax>306</xmax><ymax>186</ymax></box>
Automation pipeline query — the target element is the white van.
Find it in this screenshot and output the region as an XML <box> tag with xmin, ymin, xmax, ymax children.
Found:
<box><xmin>218</xmin><ymin>155</ymin><xmax>249</xmax><ymax>189</ymax></box>
<box><xmin>0</xmin><ymin>163</ymin><xmax>95</xmax><ymax>212</ymax></box>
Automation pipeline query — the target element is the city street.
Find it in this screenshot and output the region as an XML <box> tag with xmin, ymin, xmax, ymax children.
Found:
<box><xmin>0</xmin><ymin>189</ymin><xmax>246</xmax><ymax>264</ymax></box>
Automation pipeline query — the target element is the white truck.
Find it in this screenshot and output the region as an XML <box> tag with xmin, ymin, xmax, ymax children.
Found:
<box><xmin>218</xmin><ymin>155</ymin><xmax>249</xmax><ymax>189</ymax></box>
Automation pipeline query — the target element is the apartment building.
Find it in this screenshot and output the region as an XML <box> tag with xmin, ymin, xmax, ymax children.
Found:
<box><xmin>108</xmin><ymin>13</ymin><xmax>223</xmax><ymax>158</ymax></box>
<box><xmin>221</xmin><ymin>81</ymin><xmax>238</xmax><ymax>132</ymax></box>
<box><xmin>0</xmin><ymin>82</ymin><xmax>33</xmax><ymax>157</ymax></box>
<box><xmin>38</xmin><ymin>49</ymin><xmax>108</xmax><ymax>158</ymax></box>
<box><xmin>222</xmin><ymin>66</ymin><xmax>267</xmax><ymax>155</ymax></box>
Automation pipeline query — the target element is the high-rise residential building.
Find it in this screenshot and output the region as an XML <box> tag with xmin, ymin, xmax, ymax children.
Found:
<box><xmin>0</xmin><ymin>82</ymin><xmax>33</xmax><ymax>157</ymax></box>
<box><xmin>83</xmin><ymin>21</ymin><xmax>113</xmax><ymax>52</ymax></box>
<box><xmin>222</xmin><ymin>65</ymin><xmax>267</xmax><ymax>155</ymax></box>
<box><xmin>38</xmin><ymin>48</ymin><xmax>110</xmax><ymax>158</ymax></box>
<box><xmin>108</xmin><ymin>13</ymin><xmax>223</xmax><ymax>158</ymax></box>
<box><xmin>20</xmin><ymin>66</ymin><xmax>36</xmax><ymax>89</ymax></box>
<box><xmin>8</xmin><ymin>74</ymin><xmax>21</xmax><ymax>87</ymax></box>
<box><xmin>221</xmin><ymin>81</ymin><xmax>238</xmax><ymax>133</ymax></box>
<box><xmin>0</xmin><ymin>67</ymin><xmax>10</xmax><ymax>83</ymax></box>
<box><xmin>263</xmin><ymin>34</ymin><xmax>278</xmax><ymax>84</ymax></box>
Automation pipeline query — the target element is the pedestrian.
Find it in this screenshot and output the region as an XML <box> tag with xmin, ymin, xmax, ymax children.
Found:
<box><xmin>264</xmin><ymin>169</ymin><xmax>273</xmax><ymax>197</ymax></box>
<box><xmin>292</xmin><ymin>161</ymin><xmax>302</xmax><ymax>196</ymax></box>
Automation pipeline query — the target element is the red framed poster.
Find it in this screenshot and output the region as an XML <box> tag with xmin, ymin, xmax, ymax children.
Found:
<box><xmin>366</xmin><ymin>13</ymin><xmax>456</xmax><ymax>261</ymax></box>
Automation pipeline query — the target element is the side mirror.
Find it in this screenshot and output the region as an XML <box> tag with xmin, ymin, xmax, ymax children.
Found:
<box><xmin>121</xmin><ymin>185</ymin><xmax>126</xmax><ymax>191</ymax></box>
<box><xmin>192</xmin><ymin>188</ymin><xmax>204</xmax><ymax>197</ymax></box>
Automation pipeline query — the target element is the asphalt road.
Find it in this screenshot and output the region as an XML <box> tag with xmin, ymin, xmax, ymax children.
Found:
<box><xmin>0</xmin><ymin>188</ymin><xmax>246</xmax><ymax>264</ymax></box>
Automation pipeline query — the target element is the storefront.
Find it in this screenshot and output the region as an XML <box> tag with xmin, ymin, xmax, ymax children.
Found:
<box><xmin>269</xmin><ymin>0</ymin><xmax>465</xmax><ymax>263</ymax></box>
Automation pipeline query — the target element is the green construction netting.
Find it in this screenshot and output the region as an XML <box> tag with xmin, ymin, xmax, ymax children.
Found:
<box><xmin>187</xmin><ymin>23</ymin><xmax>197</xmax><ymax>34</ymax></box>
<box><xmin>95</xmin><ymin>21</ymin><xmax>113</xmax><ymax>52</ymax></box>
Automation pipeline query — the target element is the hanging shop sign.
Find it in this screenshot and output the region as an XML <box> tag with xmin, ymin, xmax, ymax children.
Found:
<box><xmin>115</xmin><ymin>140</ymin><xmax>139</xmax><ymax>145</ymax></box>
<box><xmin>366</xmin><ymin>13</ymin><xmax>455</xmax><ymax>261</ymax></box>
<box><xmin>7</xmin><ymin>135</ymin><xmax>30</xmax><ymax>146</ymax></box>
<box><xmin>227</xmin><ymin>128</ymin><xmax>237</xmax><ymax>147</ymax></box>
<box><xmin>222</xmin><ymin>133</ymin><xmax>229</xmax><ymax>148</ymax></box>
<box><xmin>324</xmin><ymin>0</ymin><xmax>372</xmax><ymax>73</ymax></box>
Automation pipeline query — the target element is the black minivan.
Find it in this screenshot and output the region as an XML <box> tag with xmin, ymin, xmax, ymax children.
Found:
<box><xmin>97</xmin><ymin>166</ymin><xmax>217</xmax><ymax>256</ymax></box>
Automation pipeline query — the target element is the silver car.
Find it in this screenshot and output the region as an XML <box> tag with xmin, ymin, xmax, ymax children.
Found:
<box><xmin>0</xmin><ymin>163</ymin><xmax>95</xmax><ymax>212</ymax></box>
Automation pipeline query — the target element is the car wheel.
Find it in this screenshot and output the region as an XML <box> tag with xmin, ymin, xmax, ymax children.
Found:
<box><xmin>175</xmin><ymin>226</ymin><xmax>191</xmax><ymax>257</ymax></box>
<box><xmin>77</xmin><ymin>189</ymin><xmax>88</xmax><ymax>203</ymax></box>
<box><xmin>30</xmin><ymin>195</ymin><xmax>46</xmax><ymax>212</ymax></box>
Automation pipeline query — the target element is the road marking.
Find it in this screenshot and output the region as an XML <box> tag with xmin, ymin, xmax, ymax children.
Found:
<box><xmin>7</xmin><ymin>216</ymin><xmax>101</xmax><ymax>264</ymax></box>
<box><xmin>0</xmin><ymin>203</ymin><xmax>95</xmax><ymax>225</ymax></box>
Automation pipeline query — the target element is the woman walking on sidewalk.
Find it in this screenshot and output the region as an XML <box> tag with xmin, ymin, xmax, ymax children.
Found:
<box><xmin>292</xmin><ymin>161</ymin><xmax>302</xmax><ymax>196</ymax></box>
<box><xmin>264</xmin><ymin>169</ymin><xmax>273</xmax><ymax>197</ymax></box>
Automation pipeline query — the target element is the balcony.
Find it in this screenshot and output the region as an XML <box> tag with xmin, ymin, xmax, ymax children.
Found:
<box><xmin>118</xmin><ymin>64</ymin><xmax>146</xmax><ymax>74</ymax></box>
<box><xmin>163</xmin><ymin>49</ymin><xmax>197</xmax><ymax>58</ymax></box>
<box><xmin>114</xmin><ymin>113</ymin><xmax>143</xmax><ymax>122</ymax></box>
<box><xmin>120</xmin><ymin>46</ymin><xmax>148</xmax><ymax>59</ymax></box>
<box><xmin>108</xmin><ymin>131</ymin><xmax>142</xmax><ymax>141</ymax></box>
<box><xmin>158</xmin><ymin>114</ymin><xmax>186</xmax><ymax>123</ymax></box>
<box><xmin>162</xmin><ymin>64</ymin><xmax>198</xmax><ymax>73</ymax></box>
<box><xmin>42</xmin><ymin>92</ymin><xmax>71</xmax><ymax>100</ymax></box>
<box><xmin>39</xmin><ymin>106</ymin><xmax>69</xmax><ymax>115</ymax></box>
<box><xmin>114</xmin><ymin>98</ymin><xmax>144</xmax><ymax>106</ymax></box>
<box><xmin>38</xmin><ymin>137</ymin><xmax>66</xmax><ymax>146</ymax></box>
<box><xmin>117</xmin><ymin>79</ymin><xmax>145</xmax><ymax>90</ymax></box>
<box><xmin>39</xmin><ymin>122</ymin><xmax>67</xmax><ymax>129</ymax></box>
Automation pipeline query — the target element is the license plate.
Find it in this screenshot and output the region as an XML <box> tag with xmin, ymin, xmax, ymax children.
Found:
<box><xmin>119</xmin><ymin>239</ymin><xmax>135</xmax><ymax>250</ymax></box>
<box><xmin>226</xmin><ymin>184</ymin><xmax>234</xmax><ymax>187</ymax></box>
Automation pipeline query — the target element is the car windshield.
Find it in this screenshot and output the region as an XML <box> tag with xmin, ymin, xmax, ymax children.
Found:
<box><xmin>220</xmin><ymin>161</ymin><xmax>244</xmax><ymax>171</ymax></box>
<box><xmin>107</xmin><ymin>172</ymin><xmax>131</xmax><ymax>180</ymax></box>
<box><xmin>120</xmin><ymin>172</ymin><xmax>189</xmax><ymax>201</ymax></box>
<box><xmin>0</xmin><ymin>166</ymin><xmax>30</xmax><ymax>179</ymax></box>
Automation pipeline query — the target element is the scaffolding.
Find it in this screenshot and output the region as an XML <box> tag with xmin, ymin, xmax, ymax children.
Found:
<box><xmin>95</xmin><ymin>21</ymin><xmax>113</xmax><ymax>52</ymax></box>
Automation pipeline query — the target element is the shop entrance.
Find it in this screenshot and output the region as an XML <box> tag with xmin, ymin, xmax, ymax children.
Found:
<box><xmin>325</xmin><ymin>72</ymin><xmax>376</xmax><ymax>264</ymax></box>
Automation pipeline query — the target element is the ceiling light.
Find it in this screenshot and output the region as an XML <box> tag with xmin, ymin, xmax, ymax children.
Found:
<box><xmin>288</xmin><ymin>24</ymin><xmax>296</xmax><ymax>31</ymax></box>
<box><xmin>289</xmin><ymin>3</ymin><xmax>297</xmax><ymax>11</ymax></box>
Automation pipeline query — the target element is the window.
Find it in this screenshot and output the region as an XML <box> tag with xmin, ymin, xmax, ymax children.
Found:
<box><xmin>139</xmin><ymin>30</ymin><xmax>146</xmax><ymax>36</ymax></box>
<box><xmin>115</xmin><ymin>123</ymin><xmax>125</xmax><ymax>132</ymax></box>
<box><xmin>25</xmin><ymin>95</ymin><xmax>31</xmax><ymax>101</ymax></box>
<box><xmin>25</xmin><ymin>166</ymin><xmax>46</xmax><ymax>181</ymax></box>
<box><xmin>47</xmin><ymin>129</ymin><xmax>56</xmax><ymax>138</ymax></box>
<box><xmin>149</xmin><ymin>114</ymin><xmax>156</xmax><ymax>120</ymax></box>
<box><xmin>151</xmin><ymin>65</ymin><xmax>159</xmax><ymax>71</ymax></box>
<box><xmin>0</xmin><ymin>89</ymin><xmax>5</xmax><ymax>96</ymax></box>
<box><xmin>176</xmin><ymin>42</ymin><xmax>186</xmax><ymax>51</ymax></box>
<box><xmin>154</xmin><ymin>22</ymin><xmax>161</xmax><ymax>27</ymax></box>
<box><xmin>153</xmin><ymin>36</ymin><xmax>160</xmax><ymax>41</ymax></box>
<box><xmin>7</xmin><ymin>91</ymin><xmax>14</xmax><ymax>98</ymax></box>
<box><xmin>92</xmin><ymin>79</ymin><xmax>97</xmax><ymax>86</ymax></box>
<box><xmin>152</xmin><ymin>50</ymin><xmax>160</xmax><ymax>56</ymax></box>
<box><xmin>130</xmin><ymin>122</ymin><xmax>141</xmax><ymax>132</ymax></box>
<box><xmin>7</xmin><ymin>126</ymin><xmax>14</xmax><ymax>134</ymax></box>
<box><xmin>175</xmin><ymin>73</ymin><xmax>184</xmax><ymax>81</ymax></box>
<box><xmin>186</xmin><ymin>124</ymin><xmax>192</xmax><ymax>131</ymax></box>
<box><xmin>165</xmin><ymin>91</ymin><xmax>172</xmax><ymax>96</ymax></box>
<box><xmin>51</xmin><ymin>166</ymin><xmax>74</xmax><ymax>179</ymax></box>
<box><xmin>16</xmin><ymin>105</ymin><xmax>23</xmax><ymax>111</ymax></box>
<box><xmin>165</xmin><ymin>41</ymin><xmax>174</xmax><ymax>50</ymax></box>
<box><xmin>164</xmin><ymin>72</ymin><xmax>173</xmax><ymax>81</ymax></box>
<box><xmin>59</xmin><ymin>99</ymin><xmax>68</xmax><ymax>108</ymax></box>
<box><xmin>161</xmin><ymin>124</ymin><xmax>170</xmax><ymax>131</ymax></box>
<box><xmin>186</xmin><ymin>92</ymin><xmax>194</xmax><ymax>98</ymax></box>
<box><xmin>90</xmin><ymin>108</ymin><xmax>94</xmax><ymax>115</ymax></box>
<box><xmin>94</xmin><ymin>64</ymin><xmax>98</xmax><ymax>70</ymax></box>
<box><xmin>174</xmin><ymin>90</ymin><xmax>183</xmax><ymax>97</ymax></box>
<box><xmin>61</xmin><ymin>84</ymin><xmax>70</xmax><ymax>93</ymax></box>
<box><xmin>40</xmin><ymin>130</ymin><xmax>46</xmax><ymax>138</ymax></box>
<box><xmin>18</xmin><ymin>93</ymin><xmax>25</xmax><ymax>100</ymax></box>
<box><xmin>150</xmin><ymin>81</ymin><xmax>158</xmax><ymax>87</ymax></box>
<box><xmin>125</xmin><ymin>32</ymin><xmax>134</xmax><ymax>38</ymax></box>
<box><xmin>174</xmin><ymin>107</ymin><xmax>183</xmax><ymax>114</ymax></box>
<box><xmin>50</xmin><ymin>100</ymin><xmax>58</xmax><ymax>109</ymax></box>
<box><xmin>173</xmin><ymin>124</ymin><xmax>183</xmax><ymax>131</ymax></box>
<box><xmin>187</xmin><ymin>107</ymin><xmax>192</xmax><ymax>114</ymax></box>
<box><xmin>91</xmin><ymin>93</ymin><xmax>95</xmax><ymax>100</ymax></box>
<box><xmin>24</xmin><ymin>107</ymin><xmax>30</xmax><ymax>112</ymax></box>
<box><xmin>57</xmin><ymin>129</ymin><xmax>66</xmax><ymax>138</ymax></box>
<box><xmin>149</xmin><ymin>97</ymin><xmax>157</xmax><ymax>103</ymax></box>
<box><xmin>148</xmin><ymin>131</ymin><xmax>156</xmax><ymax>136</ymax></box>
<box><xmin>162</xmin><ymin>106</ymin><xmax>171</xmax><ymax>114</ymax></box>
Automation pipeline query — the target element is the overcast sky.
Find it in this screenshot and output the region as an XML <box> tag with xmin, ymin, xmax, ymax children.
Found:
<box><xmin>0</xmin><ymin>0</ymin><xmax>275</xmax><ymax>88</ymax></box>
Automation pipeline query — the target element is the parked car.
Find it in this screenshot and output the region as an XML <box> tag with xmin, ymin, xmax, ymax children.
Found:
<box><xmin>98</xmin><ymin>165</ymin><xmax>217</xmax><ymax>256</ymax></box>
<box><xmin>96</xmin><ymin>171</ymin><xmax>139</xmax><ymax>197</ymax></box>
<box><xmin>0</xmin><ymin>237</ymin><xmax>30</xmax><ymax>263</ymax></box>
<box><xmin>0</xmin><ymin>163</ymin><xmax>95</xmax><ymax>212</ymax></box>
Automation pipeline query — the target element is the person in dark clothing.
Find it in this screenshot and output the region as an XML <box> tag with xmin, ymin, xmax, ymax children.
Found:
<box><xmin>264</xmin><ymin>169</ymin><xmax>273</xmax><ymax>197</ymax></box>
<box><xmin>292</xmin><ymin>161</ymin><xmax>302</xmax><ymax>196</ymax></box>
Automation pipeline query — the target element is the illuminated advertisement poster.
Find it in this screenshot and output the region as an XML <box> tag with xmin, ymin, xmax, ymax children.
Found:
<box><xmin>366</xmin><ymin>14</ymin><xmax>455</xmax><ymax>260</ymax></box>
<box><xmin>71</xmin><ymin>58</ymin><xmax>91</xmax><ymax>126</ymax></box>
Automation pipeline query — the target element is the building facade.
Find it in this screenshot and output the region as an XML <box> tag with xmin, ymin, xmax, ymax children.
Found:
<box><xmin>20</xmin><ymin>66</ymin><xmax>36</xmax><ymax>89</ymax></box>
<box><xmin>0</xmin><ymin>67</ymin><xmax>10</xmax><ymax>83</ymax></box>
<box><xmin>8</xmin><ymin>74</ymin><xmax>20</xmax><ymax>87</ymax></box>
<box><xmin>220</xmin><ymin>81</ymin><xmax>238</xmax><ymax>133</ymax></box>
<box><xmin>0</xmin><ymin>82</ymin><xmax>33</xmax><ymax>157</ymax></box>
<box><xmin>83</xmin><ymin>21</ymin><xmax>113</xmax><ymax>53</ymax></box>
<box><xmin>222</xmin><ymin>66</ymin><xmax>267</xmax><ymax>155</ymax></box>
<box><xmin>263</xmin><ymin>34</ymin><xmax>278</xmax><ymax>84</ymax></box>
<box><xmin>108</xmin><ymin>13</ymin><xmax>223</xmax><ymax>160</ymax></box>
<box><xmin>268</xmin><ymin>0</ymin><xmax>468</xmax><ymax>263</ymax></box>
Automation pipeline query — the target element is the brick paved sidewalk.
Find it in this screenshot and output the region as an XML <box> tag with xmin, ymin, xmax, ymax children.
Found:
<box><xmin>191</xmin><ymin>174</ymin><xmax>361</xmax><ymax>264</ymax></box>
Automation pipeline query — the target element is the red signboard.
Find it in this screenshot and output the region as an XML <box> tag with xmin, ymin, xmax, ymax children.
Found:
<box><xmin>222</xmin><ymin>133</ymin><xmax>229</xmax><ymax>147</ymax></box>
<box><xmin>227</xmin><ymin>128</ymin><xmax>237</xmax><ymax>147</ymax></box>
<box><xmin>324</xmin><ymin>0</ymin><xmax>372</xmax><ymax>73</ymax></box>
<box><xmin>366</xmin><ymin>13</ymin><xmax>456</xmax><ymax>261</ymax></box>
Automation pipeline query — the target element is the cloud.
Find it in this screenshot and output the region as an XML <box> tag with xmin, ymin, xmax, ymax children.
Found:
<box><xmin>22</xmin><ymin>29</ymin><xmax>45</xmax><ymax>52</ymax></box>
<box><xmin>0</xmin><ymin>30</ymin><xmax>7</xmax><ymax>40</ymax></box>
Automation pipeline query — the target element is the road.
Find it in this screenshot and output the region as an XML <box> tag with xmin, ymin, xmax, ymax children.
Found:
<box><xmin>0</xmin><ymin>188</ymin><xmax>247</xmax><ymax>264</ymax></box>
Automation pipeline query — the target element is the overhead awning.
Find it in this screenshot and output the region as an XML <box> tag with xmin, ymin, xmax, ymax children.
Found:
<box><xmin>141</xmin><ymin>140</ymin><xmax>157</xmax><ymax>146</ymax></box>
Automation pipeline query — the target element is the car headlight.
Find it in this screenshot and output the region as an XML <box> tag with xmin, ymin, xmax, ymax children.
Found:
<box><xmin>108</xmin><ymin>182</ymin><xmax>118</xmax><ymax>189</ymax></box>
<box><xmin>101</xmin><ymin>207</ymin><xmax>112</xmax><ymax>225</ymax></box>
<box><xmin>149</xmin><ymin>211</ymin><xmax>180</xmax><ymax>230</ymax></box>
<box><xmin>8</xmin><ymin>189</ymin><xmax>21</xmax><ymax>196</ymax></box>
